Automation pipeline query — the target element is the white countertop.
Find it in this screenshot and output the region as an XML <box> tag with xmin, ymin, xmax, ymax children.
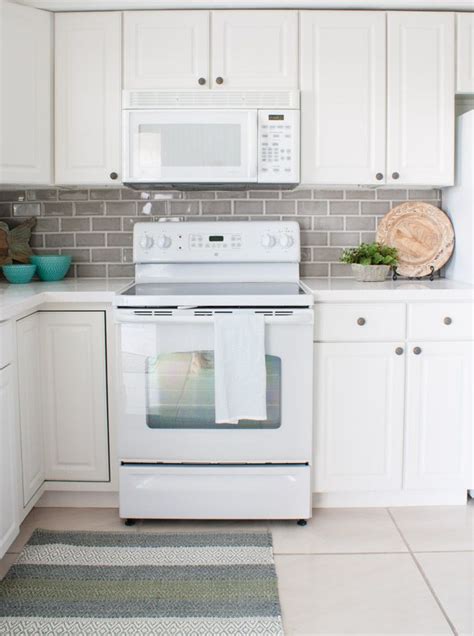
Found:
<box><xmin>0</xmin><ymin>278</ymin><xmax>132</xmax><ymax>321</ymax></box>
<box><xmin>1</xmin><ymin>276</ymin><xmax>473</xmax><ymax>321</ymax></box>
<box><xmin>301</xmin><ymin>277</ymin><xmax>474</xmax><ymax>302</ymax></box>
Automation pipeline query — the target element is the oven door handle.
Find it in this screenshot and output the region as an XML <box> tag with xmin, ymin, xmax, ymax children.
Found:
<box><xmin>115</xmin><ymin>311</ymin><xmax>314</xmax><ymax>325</ymax></box>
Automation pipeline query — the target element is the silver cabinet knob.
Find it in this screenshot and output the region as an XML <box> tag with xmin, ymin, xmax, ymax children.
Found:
<box><xmin>443</xmin><ymin>316</ymin><xmax>452</xmax><ymax>325</ymax></box>
<box><xmin>198</xmin><ymin>77</ymin><xmax>206</xmax><ymax>85</ymax></box>
<box><xmin>357</xmin><ymin>317</ymin><xmax>366</xmax><ymax>326</ymax></box>
<box><xmin>215</xmin><ymin>76</ymin><xmax>224</xmax><ymax>85</ymax></box>
<box><xmin>413</xmin><ymin>346</ymin><xmax>422</xmax><ymax>355</ymax></box>
<box><xmin>395</xmin><ymin>347</ymin><xmax>404</xmax><ymax>355</ymax></box>
<box><xmin>392</xmin><ymin>172</ymin><xmax>400</xmax><ymax>180</ymax></box>
<box><xmin>109</xmin><ymin>171</ymin><xmax>118</xmax><ymax>180</ymax></box>
<box><xmin>376</xmin><ymin>173</ymin><xmax>384</xmax><ymax>181</ymax></box>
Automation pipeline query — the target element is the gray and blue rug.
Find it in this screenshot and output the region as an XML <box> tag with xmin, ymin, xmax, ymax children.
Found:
<box><xmin>0</xmin><ymin>529</ymin><xmax>283</xmax><ymax>635</ymax></box>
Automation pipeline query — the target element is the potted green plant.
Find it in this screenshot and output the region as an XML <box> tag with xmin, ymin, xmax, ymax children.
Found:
<box><xmin>340</xmin><ymin>242</ymin><xmax>398</xmax><ymax>282</ymax></box>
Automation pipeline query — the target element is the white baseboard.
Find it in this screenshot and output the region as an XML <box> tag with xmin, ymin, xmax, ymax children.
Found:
<box><xmin>36</xmin><ymin>491</ymin><xmax>119</xmax><ymax>508</ymax></box>
<box><xmin>313</xmin><ymin>490</ymin><xmax>469</xmax><ymax>507</ymax></box>
<box><xmin>35</xmin><ymin>489</ymin><xmax>470</xmax><ymax>510</ymax></box>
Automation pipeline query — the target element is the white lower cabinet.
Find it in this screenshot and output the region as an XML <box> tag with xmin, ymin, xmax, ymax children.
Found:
<box><xmin>40</xmin><ymin>312</ymin><xmax>109</xmax><ymax>482</ymax></box>
<box><xmin>404</xmin><ymin>341</ymin><xmax>472</xmax><ymax>491</ymax></box>
<box><xmin>17</xmin><ymin>313</ymin><xmax>44</xmax><ymax>505</ymax></box>
<box><xmin>314</xmin><ymin>342</ymin><xmax>405</xmax><ymax>492</ymax></box>
<box><xmin>0</xmin><ymin>364</ymin><xmax>19</xmax><ymax>559</ymax></box>
<box><xmin>313</xmin><ymin>302</ymin><xmax>473</xmax><ymax>505</ymax></box>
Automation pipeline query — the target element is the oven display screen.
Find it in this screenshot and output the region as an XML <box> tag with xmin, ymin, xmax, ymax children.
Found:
<box><xmin>209</xmin><ymin>235</ymin><xmax>224</xmax><ymax>242</ymax></box>
<box><xmin>269</xmin><ymin>114</ymin><xmax>284</xmax><ymax>120</ymax></box>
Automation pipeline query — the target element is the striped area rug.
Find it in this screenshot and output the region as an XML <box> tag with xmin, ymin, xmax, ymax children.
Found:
<box><xmin>0</xmin><ymin>529</ymin><xmax>283</xmax><ymax>635</ymax></box>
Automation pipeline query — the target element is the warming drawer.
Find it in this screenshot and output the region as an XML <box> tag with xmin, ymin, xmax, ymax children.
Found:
<box><xmin>120</xmin><ymin>464</ymin><xmax>311</xmax><ymax>520</ymax></box>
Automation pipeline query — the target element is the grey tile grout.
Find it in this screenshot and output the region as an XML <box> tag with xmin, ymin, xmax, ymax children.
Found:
<box><xmin>386</xmin><ymin>508</ymin><xmax>459</xmax><ymax>636</ymax></box>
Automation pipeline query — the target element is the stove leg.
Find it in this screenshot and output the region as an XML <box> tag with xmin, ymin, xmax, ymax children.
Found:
<box><xmin>124</xmin><ymin>518</ymin><xmax>136</xmax><ymax>526</ymax></box>
<box><xmin>297</xmin><ymin>519</ymin><xmax>307</xmax><ymax>526</ymax></box>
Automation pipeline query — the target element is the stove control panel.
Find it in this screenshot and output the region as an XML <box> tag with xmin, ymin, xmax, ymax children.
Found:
<box><xmin>133</xmin><ymin>221</ymin><xmax>300</xmax><ymax>263</ymax></box>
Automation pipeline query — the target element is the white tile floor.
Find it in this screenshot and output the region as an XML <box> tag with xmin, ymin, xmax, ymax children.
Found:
<box><xmin>1</xmin><ymin>503</ymin><xmax>473</xmax><ymax>635</ymax></box>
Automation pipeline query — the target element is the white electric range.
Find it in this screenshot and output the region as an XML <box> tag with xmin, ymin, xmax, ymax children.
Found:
<box><xmin>114</xmin><ymin>221</ymin><xmax>313</xmax><ymax>523</ymax></box>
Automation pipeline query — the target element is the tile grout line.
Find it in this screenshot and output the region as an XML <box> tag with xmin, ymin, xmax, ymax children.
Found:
<box><xmin>386</xmin><ymin>508</ymin><xmax>458</xmax><ymax>636</ymax></box>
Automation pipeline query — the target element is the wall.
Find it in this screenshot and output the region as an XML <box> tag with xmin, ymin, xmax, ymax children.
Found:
<box><xmin>0</xmin><ymin>186</ymin><xmax>441</xmax><ymax>278</ymax></box>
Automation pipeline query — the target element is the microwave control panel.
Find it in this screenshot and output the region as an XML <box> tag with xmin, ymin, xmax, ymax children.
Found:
<box><xmin>257</xmin><ymin>110</ymin><xmax>300</xmax><ymax>184</ymax></box>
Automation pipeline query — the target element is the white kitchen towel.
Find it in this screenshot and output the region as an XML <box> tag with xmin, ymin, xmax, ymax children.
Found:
<box><xmin>214</xmin><ymin>312</ymin><xmax>267</xmax><ymax>424</ymax></box>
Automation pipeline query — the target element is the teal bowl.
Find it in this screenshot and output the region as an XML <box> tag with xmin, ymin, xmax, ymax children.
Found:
<box><xmin>30</xmin><ymin>255</ymin><xmax>71</xmax><ymax>281</ymax></box>
<box><xmin>2</xmin><ymin>263</ymin><xmax>37</xmax><ymax>284</ymax></box>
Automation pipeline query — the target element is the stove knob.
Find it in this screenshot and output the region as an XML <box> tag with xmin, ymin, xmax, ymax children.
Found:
<box><xmin>279</xmin><ymin>233</ymin><xmax>294</xmax><ymax>248</ymax></box>
<box><xmin>157</xmin><ymin>235</ymin><xmax>172</xmax><ymax>249</ymax></box>
<box><xmin>261</xmin><ymin>233</ymin><xmax>276</xmax><ymax>248</ymax></box>
<box><xmin>139</xmin><ymin>235</ymin><xmax>154</xmax><ymax>250</ymax></box>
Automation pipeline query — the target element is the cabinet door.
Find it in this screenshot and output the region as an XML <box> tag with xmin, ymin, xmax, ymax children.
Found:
<box><xmin>0</xmin><ymin>1</ymin><xmax>51</xmax><ymax>184</ymax></box>
<box><xmin>456</xmin><ymin>13</ymin><xmax>474</xmax><ymax>94</ymax></box>
<box><xmin>314</xmin><ymin>342</ymin><xmax>405</xmax><ymax>492</ymax></box>
<box><xmin>0</xmin><ymin>366</ymin><xmax>19</xmax><ymax>559</ymax></box>
<box><xmin>211</xmin><ymin>11</ymin><xmax>298</xmax><ymax>89</ymax></box>
<box><xmin>41</xmin><ymin>312</ymin><xmax>109</xmax><ymax>482</ymax></box>
<box><xmin>55</xmin><ymin>12</ymin><xmax>121</xmax><ymax>184</ymax></box>
<box><xmin>404</xmin><ymin>341</ymin><xmax>472</xmax><ymax>491</ymax></box>
<box><xmin>124</xmin><ymin>11</ymin><xmax>209</xmax><ymax>89</ymax></box>
<box><xmin>17</xmin><ymin>313</ymin><xmax>44</xmax><ymax>505</ymax></box>
<box><xmin>387</xmin><ymin>12</ymin><xmax>455</xmax><ymax>186</ymax></box>
<box><xmin>300</xmin><ymin>12</ymin><xmax>386</xmax><ymax>185</ymax></box>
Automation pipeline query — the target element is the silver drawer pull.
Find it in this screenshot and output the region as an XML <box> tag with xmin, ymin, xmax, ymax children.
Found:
<box><xmin>413</xmin><ymin>346</ymin><xmax>422</xmax><ymax>355</ymax></box>
<box><xmin>357</xmin><ymin>317</ymin><xmax>366</xmax><ymax>326</ymax></box>
<box><xmin>443</xmin><ymin>316</ymin><xmax>452</xmax><ymax>325</ymax></box>
<box><xmin>395</xmin><ymin>347</ymin><xmax>404</xmax><ymax>355</ymax></box>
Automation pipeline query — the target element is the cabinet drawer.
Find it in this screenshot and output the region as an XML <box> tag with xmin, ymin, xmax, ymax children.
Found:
<box><xmin>408</xmin><ymin>303</ymin><xmax>473</xmax><ymax>341</ymax></box>
<box><xmin>314</xmin><ymin>303</ymin><xmax>406</xmax><ymax>342</ymax></box>
<box><xmin>0</xmin><ymin>321</ymin><xmax>13</xmax><ymax>368</ymax></box>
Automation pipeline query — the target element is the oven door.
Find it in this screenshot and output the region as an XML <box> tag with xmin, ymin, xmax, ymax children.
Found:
<box><xmin>123</xmin><ymin>109</ymin><xmax>258</xmax><ymax>184</ymax></box>
<box><xmin>116</xmin><ymin>309</ymin><xmax>313</xmax><ymax>463</ymax></box>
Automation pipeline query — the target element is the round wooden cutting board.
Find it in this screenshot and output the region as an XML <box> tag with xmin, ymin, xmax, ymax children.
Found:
<box><xmin>376</xmin><ymin>201</ymin><xmax>454</xmax><ymax>277</ymax></box>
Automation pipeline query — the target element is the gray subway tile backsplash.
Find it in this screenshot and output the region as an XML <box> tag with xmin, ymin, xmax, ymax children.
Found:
<box><xmin>0</xmin><ymin>186</ymin><xmax>441</xmax><ymax>279</ymax></box>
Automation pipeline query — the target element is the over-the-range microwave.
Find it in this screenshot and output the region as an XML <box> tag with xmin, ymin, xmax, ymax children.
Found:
<box><xmin>122</xmin><ymin>90</ymin><xmax>300</xmax><ymax>190</ymax></box>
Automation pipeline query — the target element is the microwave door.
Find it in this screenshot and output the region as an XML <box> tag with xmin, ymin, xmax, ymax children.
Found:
<box><xmin>124</xmin><ymin>110</ymin><xmax>258</xmax><ymax>184</ymax></box>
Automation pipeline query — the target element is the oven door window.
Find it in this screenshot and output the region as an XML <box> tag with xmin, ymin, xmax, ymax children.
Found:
<box><xmin>145</xmin><ymin>351</ymin><xmax>281</xmax><ymax>429</ymax></box>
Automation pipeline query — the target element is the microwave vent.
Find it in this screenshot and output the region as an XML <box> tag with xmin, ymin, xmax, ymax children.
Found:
<box><xmin>123</xmin><ymin>90</ymin><xmax>300</xmax><ymax>110</ymax></box>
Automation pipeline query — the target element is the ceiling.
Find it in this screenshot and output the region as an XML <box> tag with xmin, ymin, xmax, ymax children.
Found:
<box><xmin>12</xmin><ymin>0</ymin><xmax>474</xmax><ymax>12</ymax></box>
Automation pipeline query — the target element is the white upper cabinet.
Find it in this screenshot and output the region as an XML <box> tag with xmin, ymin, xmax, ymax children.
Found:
<box><xmin>211</xmin><ymin>11</ymin><xmax>298</xmax><ymax>89</ymax></box>
<box><xmin>300</xmin><ymin>12</ymin><xmax>386</xmax><ymax>185</ymax></box>
<box><xmin>404</xmin><ymin>341</ymin><xmax>472</xmax><ymax>491</ymax></box>
<box><xmin>456</xmin><ymin>13</ymin><xmax>474</xmax><ymax>93</ymax></box>
<box><xmin>387</xmin><ymin>12</ymin><xmax>455</xmax><ymax>186</ymax></box>
<box><xmin>124</xmin><ymin>11</ymin><xmax>210</xmax><ymax>89</ymax></box>
<box><xmin>16</xmin><ymin>313</ymin><xmax>44</xmax><ymax>506</ymax></box>
<box><xmin>0</xmin><ymin>1</ymin><xmax>51</xmax><ymax>184</ymax></box>
<box><xmin>55</xmin><ymin>12</ymin><xmax>122</xmax><ymax>185</ymax></box>
<box><xmin>123</xmin><ymin>10</ymin><xmax>297</xmax><ymax>90</ymax></box>
<box><xmin>314</xmin><ymin>342</ymin><xmax>405</xmax><ymax>493</ymax></box>
<box><xmin>41</xmin><ymin>312</ymin><xmax>109</xmax><ymax>482</ymax></box>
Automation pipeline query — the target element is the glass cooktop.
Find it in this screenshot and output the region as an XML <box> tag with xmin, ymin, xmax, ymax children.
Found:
<box><xmin>121</xmin><ymin>282</ymin><xmax>308</xmax><ymax>297</ymax></box>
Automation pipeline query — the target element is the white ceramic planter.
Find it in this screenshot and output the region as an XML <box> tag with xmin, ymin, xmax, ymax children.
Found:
<box><xmin>351</xmin><ymin>263</ymin><xmax>390</xmax><ymax>282</ymax></box>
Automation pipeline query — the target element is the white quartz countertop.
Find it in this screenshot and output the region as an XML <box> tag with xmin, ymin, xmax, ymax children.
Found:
<box><xmin>0</xmin><ymin>278</ymin><xmax>132</xmax><ymax>321</ymax></box>
<box><xmin>301</xmin><ymin>277</ymin><xmax>474</xmax><ymax>302</ymax></box>
<box><xmin>1</xmin><ymin>276</ymin><xmax>473</xmax><ymax>322</ymax></box>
